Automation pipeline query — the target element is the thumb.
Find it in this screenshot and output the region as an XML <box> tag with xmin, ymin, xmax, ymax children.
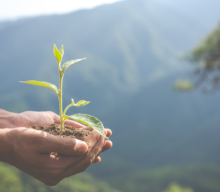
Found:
<box><xmin>38</xmin><ymin>134</ymin><xmax>88</xmax><ymax>155</ymax></box>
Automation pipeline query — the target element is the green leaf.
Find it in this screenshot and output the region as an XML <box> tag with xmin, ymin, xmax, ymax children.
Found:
<box><xmin>63</xmin><ymin>98</ymin><xmax>75</xmax><ymax>115</ymax></box>
<box><xmin>20</xmin><ymin>80</ymin><xmax>58</xmax><ymax>94</ymax></box>
<box><xmin>64</xmin><ymin>114</ymin><xmax>107</xmax><ymax>139</ymax></box>
<box><xmin>61</xmin><ymin>58</ymin><xmax>86</xmax><ymax>76</ymax></box>
<box><xmin>53</xmin><ymin>44</ymin><xmax>62</xmax><ymax>63</ymax></box>
<box><xmin>75</xmin><ymin>100</ymin><xmax>90</xmax><ymax>107</ymax></box>
<box><xmin>60</xmin><ymin>45</ymin><xmax>64</xmax><ymax>57</ymax></box>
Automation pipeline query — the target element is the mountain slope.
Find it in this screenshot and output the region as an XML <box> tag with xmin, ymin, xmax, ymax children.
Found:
<box><xmin>100</xmin><ymin>73</ymin><xmax>220</xmax><ymax>168</ymax></box>
<box><xmin>0</xmin><ymin>0</ymin><xmax>214</xmax><ymax>115</ymax></box>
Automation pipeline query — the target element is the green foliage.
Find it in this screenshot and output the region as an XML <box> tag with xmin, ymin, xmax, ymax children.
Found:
<box><xmin>20</xmin><ymin>173</ymin><xmax>121</xmax><ymax>192</ymax></box>
<box><xmin>63</xmin><ymin>99</ymin><xmax>90</xmax><ymax>115</ymax></box>
<box><xmin>163</xmin><ymin>183</ymin><xmax>194</xmax><ymax>192</ymax></box>
<box><xmin>0</xmin><ymin>163</ymin><xmax>120</xmax><ymax>192</ymax></box>
<box><xmin>53</xmin><ymin>44</ymin><xmax>62</xmax><ymax>64</ymax></box>
<box><xmin>75</xmin><ymin>100</ymin><xmax>90</xmax><ymax>107</ymax></box>
<box><xmin>20</xmin><ymin>80</ymin><xmax>58</xmax><ymax>94</ymax></box>
<box><xmin>20</xmin><ymin>45</ymin><xmax>106</xmax><ymax>137</ymax></box>
<box><xmin>59</xmin><ymin>45</ymin><xmax>64</xmax><ymax>57</ymax></box>
<box><xmin>52</xmin><ymin>173</ymin><xmax>121</xmax><ymax>192</ymax></box>
<box><xmin>108</xmin><ymin>165</ymin><xmax>220</xmax><ymax>192</ymax></box>
<box><xmin>61</xmin><ymin>58</ymin><xmax>86</xmax><ymax>76</ymax></box>
<box><xmin>0</xmin><ymin>163</ymin><xmax>22</xmax><ymax>192</ymax></box>
<box><xmin>64</xmin><ymin>113</ymin><xmax>107</xmax><ymax>139</ymax></box>
<box><xmin>177</xmin><ymin>25</ymin><xmax>220</xmax><ymax>91</ymax></box>
<box><xmin>191</xmin><ymin>25</ymin><xmax>220</xmax><ymax>70</ymax></box>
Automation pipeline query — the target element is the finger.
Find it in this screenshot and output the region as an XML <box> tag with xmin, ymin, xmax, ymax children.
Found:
<box><xmin>59</xmin><ymin>134</ymin><xmax>108</xmax><ymax>168</ymax></box>
<box><xmin>63</xmin><ymin>135</ymin><xmax>105</xmax><ymax>177</ymax></box>
<box><xmin>101</xmin><ymin>140</ymin><xmax>112</xmax><ymax>153</ymax></box>
<box><xmin>105</xmin><ymin>129</ymin><xmax>112</xmax><ymax>138</ymax></box>
<box><xmin>83</xmin><ymin>127</ymin><xmax>93</xmax><ymax>131</ymax></box>
<box><xmin>54</xmin><ymin>131</ymin><xmax>102</xmax><ymax>169</ymax></box>
<box><xmin>84</xmin><ymin>130</ymin><xmax>103</xmax><ymax>152</ymax></box>
<box><xmin>93</xmin><ymin>156</ymin><xmax>101</xmax><ymax>164</ymax></box>
<box><xmin>38</xmin><ymin>133</ymin><xmax>88</xmax><ymax>155</ymax></box>
<box><xmin>84</xmin><ymin>128</ymin><xmax>112</xmax><ymax>137</ymax></box>
<box><xmin>80</xmin><ymin>135</ymin><xmax>105</xmax><ymax>167</ymax></box>
<box><xmin>64</xmin><ymin>119</ymin><xmax>85</xmax><ymax>128</ymax></box>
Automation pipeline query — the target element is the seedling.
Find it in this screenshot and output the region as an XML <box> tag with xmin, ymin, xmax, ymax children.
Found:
<box><xmin>20</xmin><ymin>44</ymin><xmax>107</xmax><ymax>139</ymax></box>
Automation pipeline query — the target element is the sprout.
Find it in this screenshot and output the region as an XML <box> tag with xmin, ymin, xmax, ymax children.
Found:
<box><xmin>20</xmin><ymin>44</ymin><xmax>107</xmax><ymax>139</ymax></box>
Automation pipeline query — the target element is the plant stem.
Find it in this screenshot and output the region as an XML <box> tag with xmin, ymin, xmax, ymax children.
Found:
<box><xmin>63</xmin><ymin>103</ymin><xmax>73</xmax><ymax>116</ymax></box>
<box><xmin>59</xmin><ymin>69</ymin><xmax>64</xmax><ymax>132</ymax></box>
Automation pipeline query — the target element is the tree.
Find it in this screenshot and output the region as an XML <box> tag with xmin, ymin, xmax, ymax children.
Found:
<box><xmin>175</xmin><ymin>24</ymin><xmax>220</xmax><ymax>93</ymax></box>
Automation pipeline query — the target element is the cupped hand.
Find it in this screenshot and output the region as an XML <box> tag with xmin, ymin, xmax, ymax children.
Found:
<box><xmin>0</xmin><ymin>110</ymin><xmax>112</xmax><ymax>155</ymax></box>
<box><xmin>18</xmin><ymin>111</ymin><xmax>112</xmax><ymax>154</ymax></box>
<box><xmin>0</xmin><ymin>109</ymin><xmax>113</xmax><ymax>185</ymax></box>
<box><xmin>5</xmin><ymin>127</ymin><xmax>109</xmax><ymax>186</ymax></box>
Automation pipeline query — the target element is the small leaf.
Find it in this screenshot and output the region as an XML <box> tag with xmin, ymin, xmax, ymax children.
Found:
<box><xmin>60</xmin><ymin>45</ymin><xmax>64</xmax><ymax>57</ymax></box>
<box><xmin>61</xmin><ymin>58</ymin><xmax>86</xmax><ymax>76</ymax></box>
<box><xmin>75</xmin><ymin>100</ymin><xmax>90</xmax><ymax>107</ymax></box>
<box><xmin>64</xmin><ymin>114</ymin><xmax>107</xmax><ymax>139</ymax></box>
<box><xmin>20</xmin><ymin>80</ymin><xmax>58</xmax><ymax>94</ymax></box>
<box><xmin>63</xmin><ymin>99</ymin><xmax>75</xmax><ymax>115</ymax></box>
<box><xmin>53</xmin><ymin>44</ymin><xmax>62</xmax><ymax>63</ymax></box>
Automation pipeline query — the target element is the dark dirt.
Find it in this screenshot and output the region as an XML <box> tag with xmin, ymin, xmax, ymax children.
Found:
<box><xmin>31</xmin><ymin>123</ymin><xmax>91</xmax><ymax>141</ymax></box>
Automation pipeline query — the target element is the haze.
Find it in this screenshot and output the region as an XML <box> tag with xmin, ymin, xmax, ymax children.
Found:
<box><xmin>0</xmin><ymin>0</ymin><xmax>121</xmax><ymax>21</ymax></box>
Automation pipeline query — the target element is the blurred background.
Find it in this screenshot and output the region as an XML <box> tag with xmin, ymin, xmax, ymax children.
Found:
<box><xmin>1</xmin><ymin>0</ymin><xmax>220</xmax><ymax>191</ymax></box>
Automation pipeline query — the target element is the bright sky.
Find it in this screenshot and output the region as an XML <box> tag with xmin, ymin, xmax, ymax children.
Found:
<box><xmin>0</xmin><ymin>0</ymin><xmax>121</xmax><ymax>21</ymax></box>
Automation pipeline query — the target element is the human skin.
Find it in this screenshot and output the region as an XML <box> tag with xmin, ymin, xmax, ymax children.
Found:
<box><xmin>0</xmin><ymin>109</ymin><xmax>112</xmax><ymax>186</ymax></box>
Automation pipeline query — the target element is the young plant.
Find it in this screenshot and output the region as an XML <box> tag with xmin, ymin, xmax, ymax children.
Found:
<box><xmin>20</xmin><ymin>44</ymin><xmax>107</xmax><ymax>139</ymax></box>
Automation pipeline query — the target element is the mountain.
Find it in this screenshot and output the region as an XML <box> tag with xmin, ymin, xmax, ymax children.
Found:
<box><xmin>88</xmin><ymin>73</ymin><xmax>220</xmax><ymax>191</ymax></box>
<box><xmin>98</xmin><ymin>73</ymin><xmax>220</xmax><ymax>168</ymax></box>
<box><xmin>0</xmin><ymin>0</ymin><xmax>217</xmax><ymax>116</ymax></box>
<box><xmin>154</xmin><ymin>0</ymin><xmax>220</xmax><ymax>32</ymax></box>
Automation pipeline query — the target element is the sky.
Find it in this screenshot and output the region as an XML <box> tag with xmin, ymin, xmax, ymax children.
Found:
<box><xmin>0</xmin><ymin>0</ymin><xmax>121</xmax><ymax>21</ymax></box>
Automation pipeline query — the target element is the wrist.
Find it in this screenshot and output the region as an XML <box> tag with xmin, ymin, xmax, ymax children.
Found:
<box><xmin>0</xmin><ymin>128</ymin><xmax>14</xmax><ymax>163</ymax></box>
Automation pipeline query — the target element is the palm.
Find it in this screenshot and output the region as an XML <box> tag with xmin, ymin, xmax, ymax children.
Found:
<box><xmin>14</xmin><ymin>111</ymin><xmax>84</xmax><ymax>128</ymax></box>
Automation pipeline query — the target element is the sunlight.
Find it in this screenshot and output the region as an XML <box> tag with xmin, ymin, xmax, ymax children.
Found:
<box><xmin>0</xmin><ymin>0</ymin><xmax>121</xmax><ymax>21</ymax></box>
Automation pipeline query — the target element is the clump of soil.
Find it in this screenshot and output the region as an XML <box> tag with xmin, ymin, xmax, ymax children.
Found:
<box><xmin>31</xmin><ymin>123</ymin><xmax>91</xmax><ymax>141</ymax></box>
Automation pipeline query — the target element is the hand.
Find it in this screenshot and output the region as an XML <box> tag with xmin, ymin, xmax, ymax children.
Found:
<box><xmin>0</xmin><ymin>109</ymin><xmax>84</xmax><ymax>128</ymax></box>
<box><xmin>0</xmin><ymin>109</ymin><xmax>112</xmax><ymax>185</ymax></box>
<box><xmin>8</xmin><ymin>110</ymin><xmax>113</xmax><ymax>157</ymax></box>
<box><xmin>2</xmin><ymin>127</ymin><xmax>110</xmax><ymax>186</ymax></box>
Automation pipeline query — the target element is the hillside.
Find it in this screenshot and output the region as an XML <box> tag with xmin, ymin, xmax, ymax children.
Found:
<box><xmin>99</xmin><ymin>73</ymin><xmax>220</xmax><ymax>168</ymax></box>
<box><xmin>0</xmin><ymin>163</ymin><xmax>120</xmax><ymax>192</ymax></box>
<box><xmin>109</xmin><ymin>165</ymin><xmax>220</xmax><ymax>192</ymax></box>
<box><xmin>0</xmin><ymin>0</ymin><xmax>215</xmax><ymax>116</ymax></box>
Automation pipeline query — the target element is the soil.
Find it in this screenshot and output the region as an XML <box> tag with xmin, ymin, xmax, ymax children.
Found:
<box><xmin>31</xmin><ymin>123</ymin><xmax>91</xmax><ymax>141</ymax></box>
